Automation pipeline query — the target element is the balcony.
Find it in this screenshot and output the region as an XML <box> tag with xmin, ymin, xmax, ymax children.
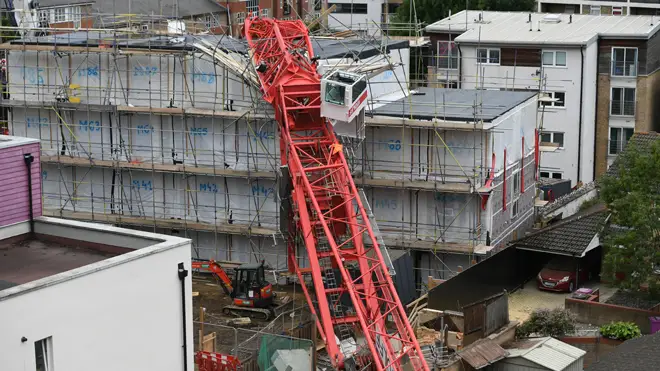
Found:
<box><xmin>610</xmin><ymin>100</ymin><xmax>635</xmax><ymax>117</ymax></box>
<box><xmin>611</xmin><ymin>61</ymin><xmax>637</xmax><ymax>77</ymax></box>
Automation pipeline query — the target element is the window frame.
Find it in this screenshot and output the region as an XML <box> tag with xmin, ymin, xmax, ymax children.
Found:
<box><xmin>611</xmin><ymin>47</ymin><xmax>638</xmax><ymax>77</ymax></box>
<box><xmin>612</xmin><ymin>6</ymin><xmax>623</xmax><ymax>16</ymax></box>
<box><xmin>610</xmin><ymin>87</ymin><xmax>636</xmax><ymax>116</ymax></box>
<box><xmin>35</xmin><ymin>337</ymin><xmax>53</xmax><ymax>371</ymax></box>
<box><xmin>260</xmin><ymin>8</ymin><xmax>269</xmax><ymax>17</ymax></box>
<box><xmin>609</xmin><ymin>127</ymin><xmax>635</xmax><ymax>155</ymax></box>
<box><xmin>53</xmin><ymin>7</ymin><xmax>66</xmax><ymax>23</ymax></box>
<box><xmin>437</xmin><ymin>41</ymin><xmax>459</xmax><ymax>70</ymax></box>
<box><xmin>589</xmin><ymin>5</ymin><xmax>601</xmax><ymax>15</ymax></box>
<box><xmin>539</xmin><ymin>131</ymin><xmax>565</xmax><ymax>148</ymax></box>
<box><xmin>539</xmin><ymin>91</ymin><xmax>566</xmax><ymax>108</ymax></box>
<box><xmin>235</xmin><ymin>12</ymin><xmax>245</xmax><ymax>25</ymax></box>
<box><xmin>283</xmin><ymin>0</ymin><xmax>291</xmax><ymax>15</ymax></box>
<box><xmin>476</xmin><ymin>48</ymin><xmax>500</xmax><ymax>65</ymax></box>
<box><xmin>540</xmin><ymin>171</ymin><xmax>562</xmax><ymax>179</ymax></box>
<box><xmin>542</xmin><ymin>50</ymin><xmax>567</xmax><ymax>68</ymax></box>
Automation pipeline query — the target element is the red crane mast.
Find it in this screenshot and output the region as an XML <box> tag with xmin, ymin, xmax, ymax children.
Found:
<box><xmin>244</xmin><ymin>17</ymin><xmax>428</xmax><ymax>371</ymax></box>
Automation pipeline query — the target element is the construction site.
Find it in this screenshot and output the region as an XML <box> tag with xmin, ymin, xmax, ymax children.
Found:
<box><xmin>0</xmin><ymin>2</ymin><xmax>543</xmax><ymax>370</ymax></box>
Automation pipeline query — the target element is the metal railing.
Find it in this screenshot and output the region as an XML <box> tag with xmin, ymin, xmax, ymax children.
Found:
<box><xmin>611</xmin><ymin>61</ymin><xmax>637</xmax><ymax>77</ymax></box>
<box><xmin>610</xmin><ymin>100</ymin><xmax>635</xmax><ymax>116</ymax></box>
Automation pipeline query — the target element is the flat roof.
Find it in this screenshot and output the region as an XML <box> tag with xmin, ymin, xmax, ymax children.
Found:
<box><xmin>370</xmin><ymin>87</ymin><xmax>536</xmax><ymax>122</ymax></box>
<box><xmin>425</xmin><ymin>11</ymin><xmax>660</xmax><ymax>46</ymax></box>
<box><xmin>0</xmin><ymin>237</ymin><xmax>118</xmax><ymax>290</ymax></box>
<box><xmin>0</xmin><ymin>135</ymin><xmax>39</xmax><ymax>150</ymax></box>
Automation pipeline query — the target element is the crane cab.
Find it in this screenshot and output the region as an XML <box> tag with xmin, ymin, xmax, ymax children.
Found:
<box><xmin>321</xmin><ymin>70</ymin><xmax>369</xmax><ymax>125</ymax></box>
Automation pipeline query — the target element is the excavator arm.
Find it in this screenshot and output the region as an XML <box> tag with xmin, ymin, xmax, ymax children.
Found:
<box><xmin>244</xmin><ymin>17</ymin><xmax>428</xmax><ymax>371</ymax></box>
<box><xmin>192</xmin><ymin>260</ymin><xmax>234</xmax><ymax>296</ymax></box>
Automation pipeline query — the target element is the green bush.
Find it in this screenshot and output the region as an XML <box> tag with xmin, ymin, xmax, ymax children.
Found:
<box><xmin>516</xmin><ymin>308</ymin><xmax>576</xmax><ymax>338</ymax></box>
<box><xmin>599</xmin><ymin>322</ymin><xmax>642</xmax><ymax>341</ymax></box>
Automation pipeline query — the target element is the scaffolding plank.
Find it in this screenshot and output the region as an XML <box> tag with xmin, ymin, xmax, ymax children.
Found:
<box><xmin>354</xmin><ymin>177</ymin><xmax>473</xmax><ymax>193</ymax></box>
<box><xmin>41</xmin><ymin>156</ymin><xmax>277</xmax><ymax>179</ymax></box>
<box><xmin>42</xmin><ymin>209</ymin><xmax>277</xmax><ymax>236</ymax></box>
<box><xmin>0</xmin><ymin>42</ymin><xmax>184</xmax><ymax>55</ymax></box>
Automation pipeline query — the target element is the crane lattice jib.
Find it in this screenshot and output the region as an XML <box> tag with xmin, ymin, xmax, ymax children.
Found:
<box><xmin>244</xmin><ymin>17</ymin><xmax>428</xmax><ymax>371</ymax></box>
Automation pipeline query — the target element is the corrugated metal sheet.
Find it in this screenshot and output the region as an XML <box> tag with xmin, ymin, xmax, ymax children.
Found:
<box><xmin>458</xmin><ymin>338</ymin><xmax>508</xmax><ymax>369</ymax></box>
<box><xmin>504</xmin><ymin>337</ymin><xmax>586</xmax><ymax>371</ymax></box>
<box><xmin>390</xmin><ymin>250</ymin><xmax>416</xmax><ymax>305</ymax></box>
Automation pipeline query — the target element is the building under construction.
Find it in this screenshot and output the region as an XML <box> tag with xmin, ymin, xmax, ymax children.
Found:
<box><xmin>2</xmin><ymin>11</ymin><xmax>539</xmax><ymax>295</ymax></box>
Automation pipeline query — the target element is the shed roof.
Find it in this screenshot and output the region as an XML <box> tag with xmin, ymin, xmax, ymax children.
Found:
<box><xmin>370</xmin><ymin>87</ymin><xmax>536</xmax><ymax>122</ymax></box>
<box><xmin>425</xmin><ymin>11</ymin><xmax>660</xmax><ymax>46</ymax></box>
<box><xmin>505</xmin><ymin>337</ymin><xmax>585</xmax><ymax>371</ymax></box>
<box><xmin>458</xmin><ymin>338</ymin><xmax>508</xmax><ymax>369</ymax></box>
<box><xmin>606</xmin><ymin>132</ymin><xmax>660</xmax><ymax>178</ymax></box>
<box><xmin>0</xmin><ymin>135</ymin><xmax>40</xmax><ymax>150</ymax></box>
<box><xmin>586</xmin><ymin>332</ymin><xmax>660</xmax><ymax>371</ymax></box>
<box><xmin>514</xmin><ymin>207</ymin><xmax>609</xmax><ymax>257</ymax></box>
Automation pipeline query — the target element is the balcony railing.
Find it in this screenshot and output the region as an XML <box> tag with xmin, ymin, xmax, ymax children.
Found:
<box><xmin>610</xmin><ymin>100</ymin><xmax>635</xmax><ymax>116</ymax></box>
<box><xmin>611</xmin><ymin>61</ymin><xmax>637</xmax><ymax>77</ymax></box>
<box><xmin>609</xmin><ymin>139</ymin><xmax>629</xmax><ymax>155</ymax></box>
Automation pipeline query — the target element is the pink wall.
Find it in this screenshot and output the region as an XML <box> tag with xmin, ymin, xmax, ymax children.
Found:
<box><xmin>0</xmin><ymin>142</ymin><xmax>42</xmax><ymax>227</ymax></box>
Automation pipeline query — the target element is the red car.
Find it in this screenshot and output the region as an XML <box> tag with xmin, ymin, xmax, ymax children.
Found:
<box><xmin>537</xmin><ymin>256</ymin><xmax>595</xmax><ymax>293</ymax></box>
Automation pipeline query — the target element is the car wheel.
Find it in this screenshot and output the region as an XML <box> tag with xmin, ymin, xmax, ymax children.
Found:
<box><xmin>569</xmin><ymin>281</ymin><xmax>574</xmax><ymax>293</ymax></box>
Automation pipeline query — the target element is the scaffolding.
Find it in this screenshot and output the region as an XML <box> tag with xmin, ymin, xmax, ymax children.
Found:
<box><xmin>1</xmin><ymin>6</ymin><xmax>540</xmax><ymax>292</ymax></box>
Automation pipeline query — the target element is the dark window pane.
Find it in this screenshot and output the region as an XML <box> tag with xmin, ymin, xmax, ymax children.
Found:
<box><xmin>540</xmin><ymin>172</ymin><xmax>550</xmax><ymax>178</ymax></box>
<box><xmin>540</xmin><ymin>133</ymin><xmax>551</xmax><ymax>143</ymax></box>
<box><xmin>477</xmin><ymin>49</ymin><xmax>487</xmax><ymax>63</ymax></box>
<box><xmin>554</xmin><ymin>133</ymin><xmax>564</xmax><ymax>147</ymax></box>
<box><xmin>552</xmin><ymin>173</ymin><xmax>562</xmax><ymax>179</ymax></box>
<box><xmin>489</xmin><ymin>49</ymin><xmax>500</xmax><ymax>64</ymax></box>
<box><xmin>554</xmin><ymin>92</ymin><xmax>565</xmax><ymax>107</ymax></box>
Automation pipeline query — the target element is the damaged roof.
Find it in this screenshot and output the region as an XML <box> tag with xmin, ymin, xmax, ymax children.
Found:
<box><xmin>514</xmin><ymin>207</ymin><xmax>610</xmax><ymax>257</ymax></box>
<box><xmin>505</xmin><ymin>337</ymin><xmax>586</xmax><ymax>371</ymax></box>
<box><xmin>458</xmin><ymin>338</ymin><xmax>508</xmax><ymax>369</ymax></box>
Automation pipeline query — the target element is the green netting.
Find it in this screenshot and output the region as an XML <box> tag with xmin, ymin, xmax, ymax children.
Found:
<box><xmin>257</xmin><ymin>334</ymin><xmax>312</xmax><ymax>370</ymax></box>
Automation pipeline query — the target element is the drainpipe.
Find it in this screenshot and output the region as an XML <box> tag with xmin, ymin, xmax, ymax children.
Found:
<box><xmin>23</xmin><ymin>153</ymin><xmax>35</xmax><ymax>234</ymax></box>
<box><xmin>577</xmin><ymin>46</ymin><xmax>585</xmax><ymax>183</ymax></box>
<box><xmin>177</xmin><ymin>262</ymin><xmax>189</xmax><ymax>371</ymax></box>
<box><xmin>457</xmin><ymin>43</ymin><xmax>463</xmax><ymax>89</ymax></box>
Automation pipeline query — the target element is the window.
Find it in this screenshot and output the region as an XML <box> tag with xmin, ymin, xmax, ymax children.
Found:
<box><xmin>589</xmin><ymin>5</ymin><xmax>601</xmax><ymax>15</ymax></box>
<box><xmin>511</xmin><ymin>199</ymin><xmax>519</xmax><ymax>218</ymax></box>
<box><xmin>203</xmin><ymin>14</ymin><xmax>219</xmax><ymax>29</ymax></box>
<box><xmin>512</xmin><ymin>170</ymin><xmax>521</xmax><ymax>195</ymax></box>
<box><xmin>35</xmin><ymin>337</ymin><xmax>53</xmax><ymax>371</ymax></box>
<box><xmin>260</xmin><ymin>8</ymin><xmax>269</xmax><ymax>17</ymax></box>
<box><xmin>235</xmin><ymin>12</ymin><xmax>245</xmax><ymax>24</ymax></box>
<box><xmin>477</xmin><ymin>48</ymin><xmax>500</xmax><ymax>64</ymax></box>
<box><xmin>314</xmin><ymin>0</ymin><xmax>322</xmax><ymax>11</ymax></box>
<box><xmin>352</xmin><ymin>79</ymin><xmax>367</xmax><ymax>103</ymax></box>
<box><xmin>69</xmin><ymin>6</ymin><xmax>82</xmax><ymax>27</ymax></box>
<box><xmin>542</xmin><ymin>51</ymin><xmax>567</xmax><ymax>67</ymax></box>
<box><xmin>283</xmin><ymin>0</ymin><xmax>291</xmax><ymax>15</ymax></box>
<box><xmin>540</xmin><ymin>171</ymin><xmax>562</xmax><ymax>179</ymax></box>
<box><xmin>613</xmin><ymin>6</ymin><xmax>623</xmax><ymax>16</ymax></box>
<box><xmin>540</xmin><ymin>132</ymin><xmax>565</xmax><ymax>147</ymax></box>
<box><xmin>611</xmin><ymin>87</ymin><xmax>635</xmax><ymax>116</ymax></box>
<box><xmin>38</xmin><ymin>10</ymin><xmax>49</xmax><ymax>26</ymax></box>
<box><xmin>329</xmin><ymin>3</ymin><xmax>368</xmax><ymax>14</ymax></box>
<box><xmin>437</xmin><ymin>41</ymin><xmax>459</xmax><ymax>69</ymax></box>
<box><xmin>325</xmin><ymin>82</ymin><xmax>346</xmax><ymax>105</ymax></box>
<box><xmin>53</xmin><ymin>7</ymin><xmax>66</xmax><ymax>22</ymax></box>
<box><xmin>246</xmin><ymin>0</ymin><xmax>259</xmax><ymax>16</ymax></box>
<box><xmin>611</xmin><ymin>47</ymin><xmax>637</xmax><ymax>77</ymax></box>
<box><xmin>539</xmin><ymin>91</ymin><xmax>565</xmax><ymax>108</ymax></box>
<box><xmin>609</xmin><ymin>127</ymin><xmax>634</xmax><ymax>155</ymax></box>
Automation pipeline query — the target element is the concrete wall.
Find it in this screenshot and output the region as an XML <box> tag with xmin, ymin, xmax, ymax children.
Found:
<box><xmin>0</xmin><ymin>230</ymin><xmax>193</xmax><ymax>371</ymax></box>
<box><xmin>0</xmin><ymin>140</ymin><xmax>42</xmax><ymax>227</ymax></box>
<box><xmin>565</xmin><ymin>298</ymin><xmax>660</xmax><ymax>334</ymax></box>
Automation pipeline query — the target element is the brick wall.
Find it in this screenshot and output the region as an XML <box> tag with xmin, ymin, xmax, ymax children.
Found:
<box><xmin>594</xmin><ymin>74</ymin><xmax>610</xmax><ymax>178</ymax></box>
<box><xmin>636</xmin><ymin>69</ymin><xmax>660</xmax><ymax>133</ymax></box>
<box><xmin>565</xmin><ymin>298</ymin><xmax>660</xmax><ymax>334</ymax></box>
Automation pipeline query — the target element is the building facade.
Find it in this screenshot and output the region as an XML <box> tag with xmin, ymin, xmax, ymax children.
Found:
<box><xmin>327</xmin><ymin>0</ymin><xmax>402</xmax><ymax>36</ymax></box>
<box><xmin>0</xmin><ymin>135</ymin><xmax>194</xmax><ymax>371</ymax></box>
<box><xmin>539</xmin><ymin>0</ymin><xmax>660</xmax><ymax>16</ymax></box>
<box><xmin>426</xmin><ymin>11</ymin><xmax>660</xmax><ymax>186</ymax></box>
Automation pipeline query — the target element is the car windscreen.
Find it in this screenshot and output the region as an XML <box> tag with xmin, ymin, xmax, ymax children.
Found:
<box><xmin>545</xmin><ymin>257</ymin><xmax>575</xmax><ymax>271</ymax></box>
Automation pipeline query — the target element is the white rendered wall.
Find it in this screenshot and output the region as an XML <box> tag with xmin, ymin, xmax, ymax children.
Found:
<box><xmin>0</xmin><ymin>239</ymin><xmax>193</xmax><ymax>371</ymax></box>
<box><xmin>460</xmin><ymin>44</ymin><xmax>585</xmax><ymax>186</ymax></box>
<box><xmin>327</xmin><ymin>0</ymin><xmax>383</xmax><ymax>35</ymax></box>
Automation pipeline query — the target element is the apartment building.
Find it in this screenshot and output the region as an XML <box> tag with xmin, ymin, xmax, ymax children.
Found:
<box><xmin>327</xmin><ymin>0</ymin><xmax>402</xmax><ymax>35</ymax></box>
<box><xmin>425</xmin><ymin>11</ymin><xmax>660</xmax><ymax>185</ymax></box>
<box><xmin>539</xmin><ymin>0</ymin><xmax>660</xmax><ymax>16</ymax></box>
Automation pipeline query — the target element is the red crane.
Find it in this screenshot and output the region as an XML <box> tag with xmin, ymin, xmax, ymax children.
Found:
<box><xmin>244</xmin><ymin>17</ymin><xmax>428</xmax><ymax>371</ymax></box>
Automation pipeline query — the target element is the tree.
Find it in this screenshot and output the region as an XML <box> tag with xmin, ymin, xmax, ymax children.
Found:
<box><xmin>392</xmin><ymin>0</ymin><xmax>536</xmax><ymax>30</ymax></box>
<box><xmin>600</xmin><ymin>140</ymin><xmax>660</xmax><ymax>297</ymax></box>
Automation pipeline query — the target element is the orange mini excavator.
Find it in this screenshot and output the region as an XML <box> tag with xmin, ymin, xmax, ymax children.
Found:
<box><xmin>192</xmin><ymin>260</ymin><xmax>288</xmax><ymax>320</ymax></box>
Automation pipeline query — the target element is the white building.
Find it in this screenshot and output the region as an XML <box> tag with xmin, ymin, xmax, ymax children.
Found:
<box><xmin>426</xmin><ymin>11</ymin><xmax>660</xmax><ymax>186</ymax></box>
<box><xmin>538</xmin><ymin>0</ymin><xmax>660</xmax><ymax>16</ymax></box>
<box><xmin>326</xmin><ymin>0</ymin><xmax>401</xmax><ymax>36</ymax></box>
<box><xmin>0</xmin><ymin>134</ymin><xmax>193</xmax><ymax>371</ymax></box>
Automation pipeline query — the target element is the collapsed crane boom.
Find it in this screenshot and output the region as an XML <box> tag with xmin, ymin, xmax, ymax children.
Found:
<box><xmin>244</xmin><ymin>17</ymin><xmax>428</xmax><ymax>371</ymax></box>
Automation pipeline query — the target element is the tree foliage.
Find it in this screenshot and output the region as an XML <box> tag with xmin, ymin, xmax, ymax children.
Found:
<box><xmin>393</xmin><ymin>0</ymin><xmax>537</xmax><ymax>29</ymax></box>
<box><xmin>515</xmin><ymin>308</ymin><xmax>576</xmax><ymax>338</ymax></box>
<box><xmin>600</xmin><ymin>140</ymin><xmax>660</xmax><ymax>297</ymax></box>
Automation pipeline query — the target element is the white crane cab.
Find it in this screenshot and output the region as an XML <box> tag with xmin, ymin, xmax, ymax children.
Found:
<box><xmin>321</xmin><ymin>70</ymin><xmax>369</xmax><ymax>139</ymax></box>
